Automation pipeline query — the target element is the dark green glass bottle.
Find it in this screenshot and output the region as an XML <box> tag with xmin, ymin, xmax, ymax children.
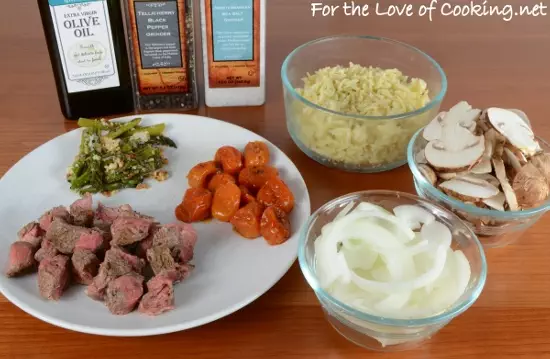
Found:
<box><xmin>37</xmin><ymin>0</ymin><xmax>134</xmax><ymax>120</ymax></box>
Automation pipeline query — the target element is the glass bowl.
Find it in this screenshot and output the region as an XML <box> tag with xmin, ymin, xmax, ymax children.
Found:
<box><xmin>407</xmin><ymin>128</ymin><xmax>550</xmax><ymax>248</ymax></box>
<box><xmin>281</xmin><ymin>35</ymin><xmax>447</xmax><ymax>173</ymax></box>
<box><xmin>298</xmin><ymin>190</ymin><xmax>487</xmax><ymax>351</ymax></box>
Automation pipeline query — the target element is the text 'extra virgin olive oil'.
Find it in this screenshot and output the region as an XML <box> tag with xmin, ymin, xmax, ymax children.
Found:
<box><xmin>38</xmin><ymin>0</ymin><xmax>134</xmax><ymax>120</ymax></box>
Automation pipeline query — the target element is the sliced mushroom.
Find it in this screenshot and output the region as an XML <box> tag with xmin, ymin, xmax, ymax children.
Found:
<box><xmin>504</xmin><ymin>146</ymin><xmax>529</xmax><ymax>181</ymax></box>
<box><xmin>415</xmin><ymin>149</ymin><xmax>427</xmax><ymax>164</ymax></box>
<box><xmin>419</xmin><ymin>102</ymin><xmax>550</xmax><ymax>213</ymax></box>
<box><xmin>486</xmin><ymin>107</ymin><xmax>542</xmax><ymax>157</ymax></box>
<box><xmin>507</xmin><ymin>144</ymin><xmax>528</xmax><ymax>162</ymax></box>
<box><xmin>482</xmin><ymin>192</ymin><xmax>506</xmax><ymax>211</ymax></box>
<box><xmin>494</xmin><ymin>144</ymin><xmax>505</xmax><ymax>159</ymax></box>
<box><xmin>418</xmin><ymin>164</ymin><xmax>437</xmax><ymax>185</ymax></box>
<box><xmin>422</xmin><ymin>112</ymin><xmax>446</xmax><ymax>141</ymax></box>
<box><xmin>512</xmin><ymin>163</ymin><xmax>549</xmax><ymax>209</ymax></box>
<box><xmin>483</xmin><ymin>131</ymin><xmax>496</xmax><ymax>159</ymax></box>
<box><xmin>451</xmin><ymin>204</ymin><xmax>492</xmax><ymax>227</ymax></box>
<box><xmin>473</xmin><ymin>125</ymin><xmax>484</xmax><ymax>136</ymax></box>
<box><xmin>438</xmin><ymin>172</ymin><xmax>460</xmax><ymax>180</ymax></box>
<box><xmin>471</xmin><ymin>158</ymin><xmax>492</xmax><ymax>174</ymax></box>
<box><xmin>466</xmin><ymin>122</ymin><xmax>477</xmax><ymax>133</ymax></box>
<box><xmin>507</xmin><ymin>108</ymin><xmax>531</xmax><ymax>128</ymax></box>
<box><xmin>455</xmin><ymin>209</ymin><xmax>485</xmax><ymax>229</ymax></box>
<box><xmin>425</xmin><ymin>126</ymin><xmax>485</xmax><ymax>173</ymax></box>
<box><xmin>485</xmin><ymin>128</ymin><xmax>506</xmax><ymax>159</ymax></box>
<box><xmin>465</xmin><ymin>173</ymin><xmax>500</xmax><ymax>188</ymax></box>
<box><xmin>503</xmin><ymin>147</ymin><xmax>523</xmax><ymax>173</ymax></box>
<box><xmin>443</xmin><ymin>101</ymin><xmax>481</xmax><ymax>130</ymax></box>
<box><xmin>439</xmin><ymin>177</ymin><xmax>500</xmax><ymax>203</ymax></box>
<box><xmin>477</xmin><ymin>110</ymin><xmax>492</xmax><ymax>133</ymax></box>
<box><xmin>470</xmin><ymin>133</ymin><xmax>496</xmax><ymax>175</ymax></box>
<box><xmin>530</xmin><ymin>153</ymin><xmax>550</xmax><ymax>184</ymax></box>
<box><xmin>424</xmin><ymin>102</ymin><xmax>480</xmax><ymax>141</ymax></box>
<box><xmin>493</xmin><ymin>158</ymin><xmax>519</xmax><ymax>211</ymax></box>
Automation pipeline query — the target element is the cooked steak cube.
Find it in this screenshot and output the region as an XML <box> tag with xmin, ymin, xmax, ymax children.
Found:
<box><xmin>146</xmin><ymin>245</ymin><xmax>194</xmax><ymax>281</ymax></box>
<box><xmin>110</xmin><ymin>217</ymin><xmax>153</xmax><ymax>247</ymax></box>
<box><xmin>93</xmin><ymin>221</ymin><xmax>111</xmax><ymax>238</ymax></box>
<box><xmin>6</xmin><ymin>242</ymin><xmax>36</xmax><ymax>277</ymax></box>
<box><xmin>138</xmin><ymin>274</ymin><xmax>175</xmax><ymax>316</ymax></box>
<box><xmin>104</xmin><ymin>273</ymin><xmax>144</xmax><ymax>315</ymax></box>
<box><xmin>170</xmin><ymin>246</ymin><xmax>193</xmax><ymax>266</ymax></box>
<box><xmin>86</xmin><ymin>247</ymin><xmax>145</xmax><ymax>301</ymax></box>
<box><xmin>104</xmin><ymin>247</ymin><xmax>146</xmax><ymax>275</ymax></box>
<box><xmin>95</xmin><ymin>203</ymin><xmax>156</xmax><ymax>225</ymax></box>
<box><xmin>72</xmin><ymin>249</ymin><xmax>100</xmax><ymax>285</ymax></box>
<box><xmin>152</xmin><ymin>223</ymin><xmax>197</xmax><ymax>264</ymax></box>
<box><xmin>69</xmin><ymin>196</ymin><xmax>94</xmax><ymax>227</ymax></box>
<box><xmin>38</xmin><ymin>255</ymin><xmax>70</xmax><ymax>300</ymax></box>
<box><xmin>93</xmin><ymin>203</ymin><xmax>133</xmax><ymax>235</ymax></box>
<box><xmin>46</xmin><ymin>218</ymin><xmax>104</xmax><ymax>254</ymax></box>
<box><xmin>34</xmin><ymin>238</ymin><xmax>59</xmax><ymax>263</ymax></box>
<box><xmin>136</xmin><ymin>235</ymin><xmax>154</xmax><ymax>259</ymax></box>
<box><xmin>39</xmin><ymin>206</ymin><xmax>71</xmax><ymax>232</ymax></box>
<box><xmin>74</xmin><ymin>230</ymin><xmax>106</xmax><ymax>253</ymax></box>
<box><xmin>5</xmin><ymin>201</ymin><xmax>199</xmax><ymax>316</ymax></box>
<box><xmin>136</xmin><ymin>225</ymin><xmax>160</xmax><ymax>258</ymax></box>
<box><xmin>86</xmin><ymin>271</ymin><xmax>109</xmax><ymax>301</ymax></box>
<box><xmin>164</xmin><ymin>264</ymin><xmax>194</xmax><ymax>283</ymax></box>
<box><xmin>18</xmin><ymin>222</ymin><xmax>40</xmax><ymax>239</ymax></box>
<box><xmin>153</xmin><ymin>222</ymin><xmax>197</xmax><ymax>249</ymax></box>
<box><xmin>17</xmin><ymin>222</ymin><xmax>43</xmax><ymax>248</ymax></box>
<box><xmin>146</xmin><ymin>246</ymin><xmax>176</xmax><ymax>275</ymax></box>
<box><xmin>95</xmin><ymin>203</ymin><xmax>134</xmax><ymax>224</ymax></box>
<box><xmin>94</xmin><ymin>203</ymin><xmax>158</xmax><ymax>249</ymax></box>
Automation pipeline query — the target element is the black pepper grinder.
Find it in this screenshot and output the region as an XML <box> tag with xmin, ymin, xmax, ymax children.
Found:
<box><xmin>123</xmin><ymin>0</ymin><xmax>199</xmax><ymax>111</ymax></box>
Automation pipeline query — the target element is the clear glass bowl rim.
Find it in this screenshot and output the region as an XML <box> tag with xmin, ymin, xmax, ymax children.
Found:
<box><xmin>298</xmin><ymin>190</ymin><xmax>487</xmax><ymax>327</ymax></box>
<box><xmin>281</xmin><ymin>35</ymin><xmax>448</xmax><ymax>121</ymax></box>
<box><xmin>407</xmin><ymin>128</ymin><xmax>550</xmax><ymax>219</ymax></box>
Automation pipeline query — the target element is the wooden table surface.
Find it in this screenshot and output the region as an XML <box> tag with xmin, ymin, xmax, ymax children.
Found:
<box><xmin>1</xmin><ymin>0</ymin><xmax>550</xmax><ymax>358</ymax></box>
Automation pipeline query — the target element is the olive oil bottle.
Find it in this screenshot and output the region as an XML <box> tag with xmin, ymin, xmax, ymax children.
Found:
<box><xmin>37</xmin><ymin>0</ymin><xmax>134</xmax><ymax>120</ymax></box>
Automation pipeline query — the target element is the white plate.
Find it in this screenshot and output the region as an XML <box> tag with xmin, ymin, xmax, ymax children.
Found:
<box><xmin>0</xmin><ymin>114</ymin><xmax>311</xmax><ymax>336</ymax></box>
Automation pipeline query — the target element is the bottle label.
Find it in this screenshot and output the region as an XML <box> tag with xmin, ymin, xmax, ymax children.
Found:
<box><xmin>128</xmin><ymin>0</ymin><xmax>189</xmax><ymax>96</ymax></box>
<box><xmin>205</xmin><ymin>0</ymin><xmax>260</xmax><ymax>88</ymax></box>
<box><xmin>49</xmin><ymin>0</ymin><xmax>120</xmax><ymax>94</ymax></box>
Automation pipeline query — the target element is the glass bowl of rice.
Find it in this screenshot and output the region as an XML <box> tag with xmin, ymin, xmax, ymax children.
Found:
<box><xmin>281</xmin><ymin>35</ymin><xmax>447</xmax><ymax>173</ymax></box>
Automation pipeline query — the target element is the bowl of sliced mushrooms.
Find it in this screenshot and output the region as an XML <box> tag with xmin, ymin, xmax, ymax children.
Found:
<box><xmin>407</xmin><ymin>101</ymin><xmax>550</xmax><ymax>247</ymax></box>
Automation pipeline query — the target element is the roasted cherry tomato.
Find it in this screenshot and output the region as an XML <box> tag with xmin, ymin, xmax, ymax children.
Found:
<box><xmin>214</xmin><ymin>146</ymin><xmax>243</xmax><ymax>175</ymax></box>
<box><xmin>175</xmin><ymin>205</ymin><xmax>187</xmax><ymax>222</ymax></box>
<box><xmin>257</xmin><ymin>177</ymin><xmax>295</xmax><ymax>213</ymax></box>
<box><xmin>238</xmin><ymin>165</ymin><xmax>279</xmax><ymax>192</ymax></box>
<box><xmin>260</xmin><ymin>206</ymin><xmax>291</xmax><ymax>246</ymax></box>
<box><xmin>177</xmin><ymin>188</ymin><xmax>213</xmax><ymax>222</ymax></box>
<box><xmin>239</xmin><ymin>185</ymin><xmax>256</xmax><ymax>206</ymax></box>
<box><xmin>187</xmin><ymin>161</ymin><xmax>218</xmax><ymax>188</ymax></box>
<box><xmin>211</xmin><ymin>182</ymin><xmax>241</xmax><ymax>222</ymax></box>
<box><xmin>230</xmin><ymin>202</ymin><xmax>264</xmax><ymax>239</ymax></box>
<box><xmin>244</xmin><ymin>141</ymin><xmax>270</xmax><ymax>167</ymax></box>
<box><xmin>207</xmin><ymin>173</ymin><xmax>236</xmax><ymax>192</ymax></box>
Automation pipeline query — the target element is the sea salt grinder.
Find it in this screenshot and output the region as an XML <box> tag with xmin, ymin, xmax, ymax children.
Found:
<box><xmin>199</xmin><ymin>0</ymin><xmax>266</xmax><ymax>107</ymax></box>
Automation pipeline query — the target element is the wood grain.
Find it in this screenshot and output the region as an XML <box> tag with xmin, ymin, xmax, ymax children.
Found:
<box><xmin>1</xmin><ymin>0</ymin><xmax>550</xmax><ymax>358</ymax></box>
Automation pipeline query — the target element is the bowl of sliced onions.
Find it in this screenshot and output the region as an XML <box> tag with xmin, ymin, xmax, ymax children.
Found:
<box><xmin>298</xmin><ymin>190</ymin><xmax>487</xmax><ymax>351</ymax></box>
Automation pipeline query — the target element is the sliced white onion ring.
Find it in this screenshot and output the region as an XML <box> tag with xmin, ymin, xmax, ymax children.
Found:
<box><xmin>393</xmin><ymin>204</ymin><xmax>435</xmax><ymax>230</ymax></box>
<box><xmin>314</xmin><ymin>201</ymin><xmax>472</xmax><ymax>321</ymax></box>
<box><xmin>349</xmin><ymin>244</ymin><xmax>448</xmax><ymax>294</ymax></box>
